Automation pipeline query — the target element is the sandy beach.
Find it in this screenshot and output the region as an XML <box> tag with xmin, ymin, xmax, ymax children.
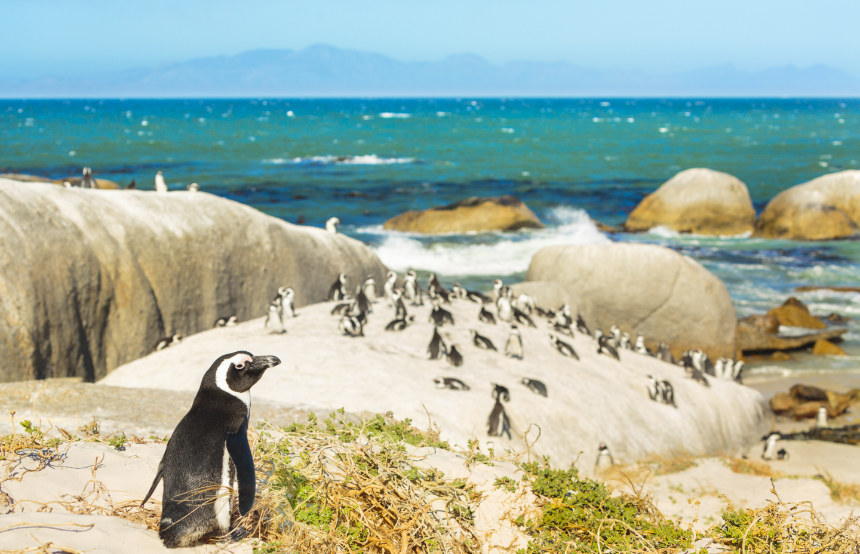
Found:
<box><xmin>1</xmin><ymin>296</ymin><xmax>857</xmax><ymax>552</ymax></box>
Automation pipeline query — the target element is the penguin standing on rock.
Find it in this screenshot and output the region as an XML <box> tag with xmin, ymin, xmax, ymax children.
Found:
<box><xmin>155</xmin><ymin>170</ymin><xmax>167</xmax><ymax>193</ymax></box>
<box><xmin>505</xmin><ymin>325</ymin><xmax>524</xmax><ymax>359</ymax></box>
<box><xmin>383</xmin><ymin>271</ymin><xmax>398</xmax><ymax>307</ymax></box>
<box><xmin>428</xmin><ymin>327</ymin><xmax>447</xmax><ymax>360</ymax></box>
<box><xmin>140</xmin><ymin>351</ymin><xmax>281</xmax><ymax>548</ymax></box>
<box><xmin>594</xmin><ymin>442</ymin><xmax>616</xmax><ymax>471</ymax></box>
<box><xmin>328</xmin><ymin>273</ymin><xmax>348</xmax><ymax>301</ymax></box>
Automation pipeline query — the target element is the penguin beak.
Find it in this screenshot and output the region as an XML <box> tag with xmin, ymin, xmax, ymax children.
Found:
<box><xmin>249</xmin><ymin>355</ymin><xmax>281</xmax><ymax>372</ymax></box>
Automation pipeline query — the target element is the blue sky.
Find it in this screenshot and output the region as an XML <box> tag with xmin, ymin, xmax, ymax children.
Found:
<box><xmin>3</xmin><ymin>0</ymin><xmax>859</xmax><ymax>78</ymax></box>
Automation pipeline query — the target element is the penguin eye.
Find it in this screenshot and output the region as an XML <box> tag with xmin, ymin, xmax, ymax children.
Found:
<box><xmin>235</xmin><ymin>363</ymin><xmax>245</xmax><ymax>370</ymax></box>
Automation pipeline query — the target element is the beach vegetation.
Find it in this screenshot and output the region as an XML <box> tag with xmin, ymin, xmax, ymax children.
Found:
<box><xmin>815</xmin><ymin>472</ymin><xmax>860</xmax><ymax>504</ymax></box>
<box><xmin>514</xmin><ymin>459</ymin><xmax>694</xmax><ymax>553</ymax></box>
<box><xmin>712</xmin><ymin>484</ymin><xmax>859</xmax><ymax>553</ymax></box>
<box><xmin>1</xmin><ymin>411</ymin><xmax>858</xmax><ymax>552</ymax></box>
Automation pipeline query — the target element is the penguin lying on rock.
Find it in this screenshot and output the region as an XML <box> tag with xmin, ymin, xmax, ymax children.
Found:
<box><xmin>141</xmin><ymin>351</ymin><xmax>281</xmax><ymax>548</ymax></box>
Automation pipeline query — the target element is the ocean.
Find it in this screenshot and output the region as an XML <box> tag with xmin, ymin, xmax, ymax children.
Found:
<box><xmin>2</xmin><ymin>97</ymin><xmax>859</xmax><ymax>384</ymax></box>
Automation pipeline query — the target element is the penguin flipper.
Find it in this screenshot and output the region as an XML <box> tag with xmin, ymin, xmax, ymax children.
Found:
<box><xmin>226</xmin><ymin>420</ymin><xmax>256</xmax><ymax>515</ymax></box>
<box><xmin>140</xmin><ymin>460</ymin><xmax>164</xmax><ymax>507</ymax></box>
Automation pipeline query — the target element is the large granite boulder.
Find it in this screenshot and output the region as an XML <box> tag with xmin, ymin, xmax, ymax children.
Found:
<box><xmin>526</xmin><ymin>243</ymin><xmax>737</xmax><ymax>359</ymax></box>
<box><xmin>383</xmin><ymin>195</ymin><xmax>544</xmax><ymax>234</ymax></box>
<box><xmin>755</xmin><ymin>170</ymin><xmax>860</xmax><ymax>240</ymax></box>
<box><xmin>0</xmin><ymin>178</ymin><xmax>387</xmax><ymax>382</ymax></box>
<box><xmin>625</xmin><ymin>168</ymin><xmax>756</xmax><ymax>235</ymax></box>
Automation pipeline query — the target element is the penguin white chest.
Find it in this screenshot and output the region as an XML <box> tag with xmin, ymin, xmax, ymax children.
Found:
<box><xmin>214</xmin><ymin>446</ymin><xmax>233</xmax><ymax>533</ymax></box>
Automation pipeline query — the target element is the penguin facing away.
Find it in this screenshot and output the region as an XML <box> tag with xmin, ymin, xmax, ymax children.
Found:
<box><xmin>141</xmin><ymin>351</ymin><xmax>281</xmax><ymax>548</ymax></box>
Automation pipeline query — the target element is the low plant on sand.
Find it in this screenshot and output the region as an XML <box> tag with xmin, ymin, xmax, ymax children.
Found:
<box><xmin>243</xmin><ymin>410</ymin><xmax>480</xmax><ymax>552</ymax></box>
<box><xmin>514</xmin><ymin>459</ymin><xmax>694</xmax><ymax>553</ymax></box>
<box><xmin>712</xmin><ymin>481</ymin><xmax>859</xmax><ymax>553</ymax></box>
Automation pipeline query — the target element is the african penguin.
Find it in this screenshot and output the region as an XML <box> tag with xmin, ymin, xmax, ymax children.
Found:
<box><xmin>362</xmin><ymin>276</ymin><xmax>377</xmax><ymax>304</ymax></box>
<box><xmin>429</xmin><ymin>301</ymin><xmax>454</xmax><ymax>327</ymax></box>
<box><xmin>761</xmin><ymin>432</ymin><xmax>781</xmax><ymax>460</ymax></box>
<box><xmin>576</xmin><ymin>314</ymin><xmax>591</xmax><ymax>336</ymax></box>
<box><xmin>594</xmin><ymin>442</ymin><xmax>615</xmax><ymax>471</ymax></box>
<box><xmin>597</xmin><ymin>335</ymin><xmax>620</xmax><ymax>361</ymax></box>
<box><xmin>328</xmin><ymin>273</ymin><xmax>348</xmax><ymax>301</ymax></box>
<box><xmin>383</xmin><ymin>271</ymin><xmax>398</xmax><ymax>306</ymax></box>
<box><xmin>385</xmin><ymin>315</ymin><xmax>415</xmax><ymax>331</ymax></box>
<box><xmin>325</xmin><ymin>217</ymin><xmax>340</xmax><ymax>233</ymax></box>
<box><xmin>434</xmin><ymin>377</ymin><xmax>470</xmax><ymax>391</ymax></box>
<box><xmin>816</xmin><ymin>406</ymin><xmax>828</xmax><ymax>428</ymax></box>
<box><xmin>427</xmin><ymin>327</ymin><xmax>447</xmax><ymax>360</ymax></box>
<box><xmin>660</xmin><ymin>380</ymin><xmax>676</xmax><ymax>407</ymax></box>
<box><xmin>338</xmin><ymin>314</ymin><xmax>364</xmax><ymax>337</ymax></box>
<box><xmin>155</xmin><ymin>334</ymin><xmax>183</xmax><ymax>351</ymax></box>
<box><xmin>471</xmin><ymin>329</ymin><xmax>497</xmax><ymax>351</ymax></box>
<box><xmin>496</xmin><ymin>289</ymin><xmax>513</xmax><ymax>323</ymax></box>
<box><xmin>140</xmin><ymin>351</ymin><xmax>281</xmax><ymax>548</ymax></box>
<box><xmin>263</xmin><ymin>295</ymin><xmax>286</xmax><ymax>333</ymax></box>
<box><xmin>187</xmin><ymin>182</ymin><xmax>200</xmax><ymax>192</ymax></box>
<box><xmin>393</xmin><ymin>289</ymin><xmax>408</xmax><ymax>320</ymax></box>
<box><xmin>281</xmin><ymin>287</ymin><xmax>296</xmax><ymax>318</ymax></box>
<box><xmin>521</xmin><ymin>378</ymin><xmax>547</xmax><ymax>397</ymax></box>
<box><xmin>505</xmin><ymin>325</ymin><xmax>524</xmax><ymax>359</ymax></box>
<box><xmin>487</xmin><ymin>398</ymin><xmax>512</xmax><ymax>439</ymax></box>
<box><xmin>512</xmin><ymin>306</ymin><xmax>537</xmax><ymax>328</ymax></box>
<box><xmin>446</xmin><ymin>344</ymin><xmax>464</xmax><ymax>367</ymax></box>
<box><xmin>492</xmin><ymin>383</ymin><xmax>511</xmax><ymax>402</ymax></box>
<box><xmin>478</xmin><ymin>305</ymin><xmax>497</xmax><ymax>325</ymax></box>
<box><xmin>155</xmin><ymin>170</ymin><xmax>167</xmax><ymax>193</ymax></box>
<box><xmin>549</xmin><ymin>334</ymin><xmax>578</xmax><ymax>359</ymax></box>
<box><xmin>81</xmin><ymin>166</ymin><xmax>97</xmax><ymax>189</ymax></box>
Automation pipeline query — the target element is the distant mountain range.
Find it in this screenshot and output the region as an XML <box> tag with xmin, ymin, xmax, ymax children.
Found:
<box><xmin>2</xmin><ymin>44</ymin><xmax>858</xmax><ymax>97</ymax></box>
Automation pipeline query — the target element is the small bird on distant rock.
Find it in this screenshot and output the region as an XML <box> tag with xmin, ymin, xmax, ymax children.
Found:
<box><xmin>155</xmin><ymin>170</ymin><xmax>167</xmax><ymax>193</ymax></box>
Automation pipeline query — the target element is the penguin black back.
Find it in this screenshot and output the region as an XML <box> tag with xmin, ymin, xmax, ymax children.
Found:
<box><xmin>141</xmin><ymin>351</ymin><xmax>281</xmax><ymax>548</ymax></box>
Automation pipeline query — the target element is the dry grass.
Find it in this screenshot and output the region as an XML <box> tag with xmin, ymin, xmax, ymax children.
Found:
<box><xmin>241</xmin><ymin>413</ymin><xmax>482</xmax><ymax>553</ymax></box>
<box><xmin>815</xmin><ymin>472</ymin><xmax>860</xmax><ymax>505</ymax></box>
<box><xmin>723</xmin><ymin>457</ymin><xmax>780</xmax><ymax>477</ymax></box>
<box><xmin>642</xmin><ymin>454</ymin><xmax>699</xmax><ymax>476</ymax></box>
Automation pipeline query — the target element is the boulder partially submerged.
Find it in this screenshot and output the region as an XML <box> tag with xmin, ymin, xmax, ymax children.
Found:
<box><xmin>383</xmin><ymin>195</ymin><xmax>544</xmax><ymax>234</ymax></box>
<box><xmin>624</xmin><ymin>168</ymin><xmax>756</xmax><ymax>236</ymax></box>
<box><xmin>526</xmin><ymin>243</ymin><xmax>738</xmax><ymax>359</ymax></box>
<box><xmin>737</xmin><ymin>298</ymin><xmax>847</xmax><ymax>353</ymax></box>
<box><xmin>0</xmin><ymin>178</ymin><xmax>387</xmax><ymax>382</ymax></box>
<box><xmin>755</xmin><ymin>170</ymin><xmax>860</xmax><ymax>240</ymax></box>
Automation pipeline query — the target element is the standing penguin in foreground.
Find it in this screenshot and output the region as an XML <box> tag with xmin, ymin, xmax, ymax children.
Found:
<box><xmin>140</xmin><ymin>351</ymin><xmax>281</xmax><ymax>548</ymax></box>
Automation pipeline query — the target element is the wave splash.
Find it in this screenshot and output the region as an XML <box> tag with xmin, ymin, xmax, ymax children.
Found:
<box><xmin>366</xmin><ymin>207</ymin><xmax>608</xmax><ymax>278</ymax></box>
<box><xmin>263</xmin><ymin>155</ymin><xmax>416</xmax><ymax>166</ymax></box>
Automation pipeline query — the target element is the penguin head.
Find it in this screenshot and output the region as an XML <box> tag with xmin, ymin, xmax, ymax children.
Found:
<box><xmin>208</xmin><ymin>350</ymin><xmax>282</xmax><ymax>395</ymax></box>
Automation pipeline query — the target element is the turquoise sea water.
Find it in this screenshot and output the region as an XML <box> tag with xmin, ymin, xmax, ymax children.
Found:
<box><xmin>2</xmin><ymin>98</ymin><xmax>860</xmax><ymax>379</ymax></box>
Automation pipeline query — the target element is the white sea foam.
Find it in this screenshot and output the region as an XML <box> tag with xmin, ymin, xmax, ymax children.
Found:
<box><xmin>367</xmin><ymin>208</ymin><xmax>608</xmax><ymax>277</ymax></box>
<box><xmin>379</xmin><ymin>112</ymin><xmax>411</xmax><ymax>119</ymax></box>
<box><xmin>263</xmin><ymin>155</ymin><xmax>415</xmax><ymax>166</ymax></box>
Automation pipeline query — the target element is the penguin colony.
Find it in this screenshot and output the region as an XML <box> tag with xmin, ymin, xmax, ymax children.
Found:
<box><xmin>302</xmin><ymin>271</ymin><xmax>747</xmax><ymax>458</ymax></box>
<box><xmin>61</xmin><ymin>167</ymin><xmax>202</xmax><ymax>192</ymax></box>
